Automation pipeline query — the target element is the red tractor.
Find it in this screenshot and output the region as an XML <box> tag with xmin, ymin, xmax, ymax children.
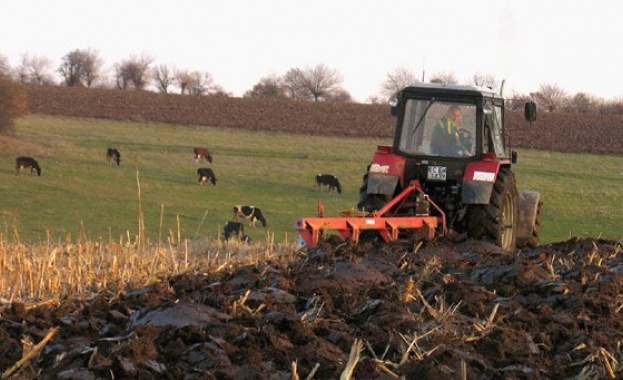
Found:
<box><xmin>296</xmin><ymin>83</ymin><xmax>542</xmax><ymax>252</ymax></box>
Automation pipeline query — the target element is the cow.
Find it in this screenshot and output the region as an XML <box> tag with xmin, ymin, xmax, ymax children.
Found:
<box><xmin>15</xmin><ymin>156</ymin><xmax>42</xmax><ymax>176</ymax></box>
<box><xmin>106</xmin><ymin>148</ymin><xmax>121</xmax><ymax>166</ymax></box>
<box><xmin>193</xmin><ymin>147</ymin><xmax>213</xmax><ymax>163</ymax></box>
<box><xmin>223</xmin><ymin>221</ymin><xmax>251</xmax><ymax>243</ymax></box>
<box><xmin>315</xmin><ymin>174</ymin><xmax>342</xmax><ymax>194</ymax></box>
<box><xmin>233</xmin><ymin>205</ymin><xmax>267</xmax><ymax>228</ymax></box>
<box><xmin>197</xmin><ymin>167</ymin><xmax>217</xmax><ymax>185</ymax></box>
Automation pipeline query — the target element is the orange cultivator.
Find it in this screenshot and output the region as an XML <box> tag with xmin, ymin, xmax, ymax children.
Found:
<box><xmin>295</xmin><ymin>181</ymin><xmax>447</xmax><ymax>249</ymax></box>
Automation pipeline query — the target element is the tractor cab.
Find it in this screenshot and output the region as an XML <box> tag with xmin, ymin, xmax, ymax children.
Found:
<box><xmin>391</xmin><ymin>83</ymin><xmax>509</xmax><ymax>161</ymax></box>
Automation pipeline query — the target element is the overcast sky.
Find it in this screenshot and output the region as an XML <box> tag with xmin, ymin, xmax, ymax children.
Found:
<box><xmin>2</xmin><ymin>0</ymin><xmax>621</xmax><ymax>102</ymax></box>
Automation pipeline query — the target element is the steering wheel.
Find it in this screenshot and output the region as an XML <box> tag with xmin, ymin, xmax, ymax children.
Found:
<box><xmin>459</xmin><ymin>129</ymin><xmax>474</xmax><ymax>155</ymax></box>
<box><xmin>459</xmin><ymin>129</ymin><xmax>473</xmax><ymax>154</ymax></box>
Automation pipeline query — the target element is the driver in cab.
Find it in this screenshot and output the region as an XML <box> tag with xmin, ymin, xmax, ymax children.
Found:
<box><xmin>431</xmin><ymin>105</ymin><xmax>470</xmax><ymax>156</ymax></box>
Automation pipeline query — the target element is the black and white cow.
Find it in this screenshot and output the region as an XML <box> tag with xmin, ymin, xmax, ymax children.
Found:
<box><xmin>193</xmin><ymin>147</ymin><xmax>213</xmax><ymax>163</ymax></box>
<box><xmin>15</xmin><ymin>156</ymin><xmax>42</xmax><ymax>176</ymax></box>
<box><xmin>106</xmin><ymin>148</ymin><xmax>121</xmax><ymax>166</ymax></box>
<box><xmin>223</xmin><ymin>221</ymin><xmax>251</xmax><ymax>243</ymax></box>
<box><xmin>197</xmin><ymin>167</ymin><xmax>217</xmax><ymax>185</ymax></box>
<box><xmin>315</xmin><ymin>174</ymin><xmax>342</xmax><ymax>194</ymax></box>
<box><xmin>233</xmin><ymin>205</ymin><xmax>267</xmax><ymax>227</ymax></box>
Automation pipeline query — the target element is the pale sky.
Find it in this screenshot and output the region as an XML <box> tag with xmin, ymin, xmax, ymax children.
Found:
<box><xmin>2</xmin><ymin>0</ymin><xmax>621</xmax><ymax>102</ymax></box>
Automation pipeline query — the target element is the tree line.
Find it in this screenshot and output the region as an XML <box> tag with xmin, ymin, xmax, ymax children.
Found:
<box><xmin>1</xmin><ymin>49</ymin><xmax>623</xmax><ymax>116</ymax></box>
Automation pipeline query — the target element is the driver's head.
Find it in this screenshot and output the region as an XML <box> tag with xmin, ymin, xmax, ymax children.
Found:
<box><xmin>447</xmin><ymin>106</ymin><xmax>462</xmax><ymax>126</ymax></box>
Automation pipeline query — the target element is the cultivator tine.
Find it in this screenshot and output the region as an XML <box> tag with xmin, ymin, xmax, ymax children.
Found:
<box><xmin>296</xmin><ymin>180</ymin><xmax>447</xmax><ymax>249</ymax></box>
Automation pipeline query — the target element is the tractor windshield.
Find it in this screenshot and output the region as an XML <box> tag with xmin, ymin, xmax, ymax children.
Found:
<box><xmin>398</xmin><ymin>99</ymin><xmax>476</xmax><ymax>158</ymax></box>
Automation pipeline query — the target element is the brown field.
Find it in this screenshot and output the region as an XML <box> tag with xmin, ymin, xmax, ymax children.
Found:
<box><xmin>1</xmin><ymin>86</ymin><xmax>622</xmax><ymax>379</ymax></box>
<box><xmin>2</xmin><ymin>237</ymin><xmax>623</xmax><ymax>378</ymax></box>
<box><xmin>27</xmin><ymin>85</ymin><xmax>623</xmax><ymax>156</ymax></box>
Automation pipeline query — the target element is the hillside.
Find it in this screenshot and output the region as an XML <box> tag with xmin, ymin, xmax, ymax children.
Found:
<box><xmin>27</xmin><ymin>86</ymin><xmax>623</xmax><ymax>156</ymax></box>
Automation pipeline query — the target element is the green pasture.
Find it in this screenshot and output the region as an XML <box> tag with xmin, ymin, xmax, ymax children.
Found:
<box><xmin>1</xmin><ymin>115</ymin><xmax>622</xmax><ymax>245</ymax></box>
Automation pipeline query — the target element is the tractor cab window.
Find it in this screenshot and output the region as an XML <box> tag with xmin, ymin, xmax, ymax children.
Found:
<box><xmin>486</xmin><ymin>104</ymin><xmax>506</xmax><ymax>158</ymax></box>
<box><xmin>398</xmin><ymin>99</ymin><xmax>476</xmax><ymax>158</ymax></box>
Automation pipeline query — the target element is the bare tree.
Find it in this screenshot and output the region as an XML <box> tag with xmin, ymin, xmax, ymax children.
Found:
<box><xmin>16</xmin><ymin>53</ymin><xmax>56</xmax><ymax>85</ymax></box>
<box><xmin>301</xmin><ymin>64</ymin><xmax>344</xmax><ymax>102</ymax></box>
<box><xmin>429</xmin><ymin>71</ymin><xmax>458</xmax><ymax>85</ymax></box>
<box><xmin>506</xmin><ymin>91</ymin><xmax>533</xmax><ymax>110</ymax></box>
<box><xmin>564</xmin><ymin>92</ymin><xmax>600</xmax><ymax>114</ymax></box>
<box><xmin>82</xmin><ymin>49</ymin><xmax>103</xmax><ymax>87</ymax></box>
<box><xmin>187</xmin><ymin>71</ymin><xmax>213</xmax><ymax>95</ymax></box>
<box><xmin>175</xmin><ymin>70</ymin><xmax>223</xmax><ymax>96</ymax></box>
<box><xmin>0</xmin><ymin>53</ymin><xmax>11</xmax><ymax>78</ymax></box>
<box><xmin>380</xmin><ymin>66</ymin><xmax>418</xmax><ymax>98</ymax></box>
<box><xmin>534</xmin><ymin>83</ymin><xmax>567</xmax><ymax>112</ymax></box>
<box><xmin>282</xmin><ymin>68</ymin><xmax>307</xmax><ymax>100</ymax></box>
<box><xmin>153</xmin><ymin>64</ymin><xmax>176</xmax><ymax>93</ymax></box>
<box><xmin>176</xmin><ymin>70</ymin><xmax>193</xmax><ymax>94</ymax></box>
<box><xmin>114</xmin><ymin>55</ymin><xmax>153</xmax><ymax>90</ymax></box>
<box><xmin>244</xmin><ymin>75</ymin><xmax>286</xmax><ymax>99</ymax></box>
<box><xmin>323</xmin><ymin>88</ymin><xmax>353</xmax><ymax>103</ymax></box>
<box><xmin>282</xmin><ymin>64</ymin><xmax>347</xmax><ymax>102</ymax></box>
<box><xmin>472</xmin><ymin>72</ymin><xmax>498</xmax><ymax>90</ymax></box>
<box><xmin>58</xmin><ymin>48</ymin><xmax>103</xmax><ymax>87</ymax></box>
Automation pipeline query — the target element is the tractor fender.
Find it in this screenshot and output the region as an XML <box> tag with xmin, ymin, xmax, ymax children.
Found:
<box><xmin>516</xmin><ymin>191</ymin><xmax>542</xmax><ymax>246</ymax></box>
<box><xmin>461</xmin><ymin>161</ymin><xmax>505</xmax><ymax>204</ymax></box>
<box><xmin>363</xmin><ymin>150</ymin><xmax>405</xmax><ymax>197</ymax></box>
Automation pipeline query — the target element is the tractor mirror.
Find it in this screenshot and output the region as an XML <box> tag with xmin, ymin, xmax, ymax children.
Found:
<box><xmin>389</xmin><ymin>96</ymin><xmax>400</xmax><ymax>117</ymax></box>
<box><xmin>524</xmin><ymin>101</ymin><xmax>537</xmax><ymax>122</ymax></box>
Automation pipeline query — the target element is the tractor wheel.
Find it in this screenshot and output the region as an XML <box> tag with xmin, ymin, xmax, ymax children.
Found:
<box><xmin>518</xmin><ymin>198</ymin><xmax>542</xmax><ymax>248</ymax></box>
<box><xmin>466</xmin><ymin>168</ymin><xmax>519</xmax><ymax>252</ymax></box>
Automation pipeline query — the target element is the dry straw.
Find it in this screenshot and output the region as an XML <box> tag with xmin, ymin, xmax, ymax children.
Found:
<box><xmin>0</xmin><ymin>168</ymin><xmax>300</xmax><ymax>304</ymax></box>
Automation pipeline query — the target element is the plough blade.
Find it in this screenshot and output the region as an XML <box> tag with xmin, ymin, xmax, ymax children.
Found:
<box><xmin>295</xmin><ymin>215</ymin><xmax>439</xmax><ymax>249</ymax></box>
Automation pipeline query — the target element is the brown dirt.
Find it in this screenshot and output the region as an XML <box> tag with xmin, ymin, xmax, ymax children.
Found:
<box><xmin>2</xmin><ymin>236</ymin><xmax>623</xmax><ymax>379</ymax></box>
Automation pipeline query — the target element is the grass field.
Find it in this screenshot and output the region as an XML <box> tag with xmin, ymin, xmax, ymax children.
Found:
<box><xmin>1</xmin><ymin>114</ymin><xmax>622</xmax><ymax>245</ymax></box>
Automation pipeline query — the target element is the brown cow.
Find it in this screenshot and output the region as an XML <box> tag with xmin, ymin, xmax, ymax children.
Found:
<box><xmin>193</xmin><ymin>147</ymin><xmax>213</xmax><ymax>163</ymax></box>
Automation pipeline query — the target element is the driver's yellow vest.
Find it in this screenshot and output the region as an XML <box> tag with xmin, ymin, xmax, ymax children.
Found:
<box><xmin>438</xmin><ymin>116</ymin><xmax>459</xmax><ymax>138</ymax></box>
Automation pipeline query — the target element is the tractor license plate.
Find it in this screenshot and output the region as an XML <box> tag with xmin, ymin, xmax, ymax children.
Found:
<box><xmin>427</xmin><ymin>166</ymin><xmax>447</xmax><ymax>181</ymax></box>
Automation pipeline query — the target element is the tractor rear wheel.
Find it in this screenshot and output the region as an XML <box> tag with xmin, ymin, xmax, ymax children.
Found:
<box><xmin>518</xmin><ymin>197</ymin><xmax>542</xmax><ymax>248</ymax></box>
<box><xmin>465</xmin><ymin>168</ymin><xmax>518</xmax><ymax>252</ymax></box>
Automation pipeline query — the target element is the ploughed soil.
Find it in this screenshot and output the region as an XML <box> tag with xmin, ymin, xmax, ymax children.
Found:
<box><xmin>2</xmin><ymin>236</ymin><xmax>623</xmax><ymax>379</ymax></box>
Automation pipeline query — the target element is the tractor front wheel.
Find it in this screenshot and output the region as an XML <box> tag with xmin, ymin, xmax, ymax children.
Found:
<box><xmin>465</xmin><ymin>168</ymin><xmax>519</xmax><ymax>252</ymax></box>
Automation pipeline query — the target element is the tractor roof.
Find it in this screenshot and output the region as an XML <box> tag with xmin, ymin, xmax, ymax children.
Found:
<box><xmin>400</xmin><ymin>83</ymin><xmax>502</xmax><ymax>100</ymax></box>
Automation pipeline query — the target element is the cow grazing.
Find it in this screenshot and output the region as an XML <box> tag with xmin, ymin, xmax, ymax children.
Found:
<box><xmin>193</xmin><ymin>147</ymin><xmax>213</xmax><ymax>163</ymax></box>
<box><xmin>315</xmin><ymin>174</ymin><xmax>342</xmax><ymax>194</ymax></box>
<box><xmin>223</xmin><ymin>221</ymin><xmax>251</xmax><ymax>243</ymax></box>
<box><xmin>197</xmin><ymin>167</ymin><xmax>217</xmax><ymax>185</ymax></box>
<box><xmin>106</xmin><ymin>148</ymin><xmax>121</xmax><ymax>166</ymax></box>
<box><xmin>233</xmin><ymin>205</ymin><xmax>267</xmax><ymax>227</ymax></box>
<box><xmin>15</xmin><ymin>156</ymin><xmax>42</xmax><ymax>176</ymax></box>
